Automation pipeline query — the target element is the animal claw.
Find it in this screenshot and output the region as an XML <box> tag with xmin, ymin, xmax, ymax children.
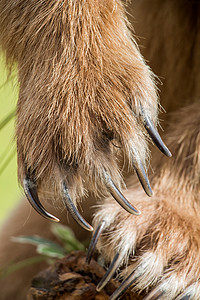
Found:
<box><xmin>97</xmin><ymin>252</ymin><xmax>122</xmax><ymax>292</ymax></box>
<box><xmin>175</xmin><ymin>292</ymin><xmax>192</xmax><ymax>300</ymax></box>
<box><xmin>143</xmin><ymin>288</ymin><xmax>165</xmax><ymax>300</ymax></box>
<box><xmin>23</xmin><ymin>177</ymin><xmax>60</xmax><ymax>222</ymax></box>
<box><xmin>134</xmin><ymin>161</ymin><xmax>153</xmax><ymax>197</ymax></box>
<box><xmin>62</xmin><ymin>182</ymin><xmax>93</xmax><ymax>232</ymax></box>
<box><xmin>142</xmin><ymin>113</ymin><xmax>172</xmax><ymax>157</ymax></box>
<box><xmin>86</xmin><ymin>220</ymin><xmax>105</xmax><ymax>264</ymax></box>
<box><xmin>109</xmin><ymin>270</ymin><xmax>138</xmax><ymax>300</ymax></box>
<box><xmin>104</xmin><ymin>173</ymin><xmax>141</xmax><ymax>215</ymax></box>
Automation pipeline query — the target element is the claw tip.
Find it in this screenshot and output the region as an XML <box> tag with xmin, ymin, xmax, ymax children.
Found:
<box><xmin>148</xmin><ymin>189</ymin><xmax>153</xmax><ymax>197</ymax></box>
<box><xmin>136</xmin><ymin>209</ymin><xmax>141</xmax><ymax>216</ymax></box>
<box><xmin>52</xmin><ymin>217</ymin><xmax>60</xmax><ymax>223</ymax></box>
<box><xmin>166</xmin><ymin>149</ymin><xmax>172</xmax><ymax>157</ymax></box>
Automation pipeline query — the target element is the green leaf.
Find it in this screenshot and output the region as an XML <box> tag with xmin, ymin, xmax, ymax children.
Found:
<box><xmin>51</xmin><ymin>223</ymin><xmax>85</xmax><ymax>252</ymax></box>
<box><xmin>0</xmin><ymin>148</ymin><xmax>16</xmax><ymax>175</ymax></box>
<box><xmin>37</xmin><ymin>244</ymin><xmax>65</xmax><ymax>259</ymax></box>
<box><xmin>12</xmin><ymin>235</ymin><xmax>59</xmax><ymax>246</ymax></box>
<box><xmin>12</xmin><ymin>235</ymin><xmax>66</xmax><ymax>259</ymax></box>
<box><xmin>0</xmin><ymin>109</ymin><xmax>15</xmax><ymax>130</ymax></box>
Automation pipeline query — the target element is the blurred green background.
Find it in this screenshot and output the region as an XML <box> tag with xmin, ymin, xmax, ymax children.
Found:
<box><xmin>0</xmin><ymin>55</ymin><xmax>22</xmax><ymax>224</ymax></box>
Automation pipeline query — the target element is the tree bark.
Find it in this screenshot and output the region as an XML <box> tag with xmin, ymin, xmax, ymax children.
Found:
<box><xmin>27</xmin><ymin>251</ymin><xmax>143</xmax><ymax>300</ymax></box>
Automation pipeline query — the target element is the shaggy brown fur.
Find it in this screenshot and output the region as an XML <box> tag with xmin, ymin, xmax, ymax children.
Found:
<box><xmin>94</xmin><ymin>103</ymin><xmax>200</xmax><ymax>298</ymax></box>
<box><xmin>0</xmin><ymin>0</ymin><xmax>157</xmax><ymax>203</ymax></box>
<box><xmin>0</xmin><ymin>0</ymin><xmax>199</xmax><ymax>299</ymax></box>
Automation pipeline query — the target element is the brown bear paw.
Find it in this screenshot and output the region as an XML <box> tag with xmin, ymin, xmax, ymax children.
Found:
<box><xmin>89</xmin><ymin>192</ymin><xmax>200</xmax><ymax>300</ymax></box>
<box><xmin>88</xmin><ymin>105</ymin><xmax>200</xmax><ymax>299</ymax></box>
<box><xmin>16</xmin><ymin>0</ymin><xmax>170</xmax><ymax>231</ymax></box>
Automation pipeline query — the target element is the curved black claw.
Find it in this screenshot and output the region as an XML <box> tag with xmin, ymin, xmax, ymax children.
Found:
<box><xmin>134</xmin><ymin>161</ymin><xmax>153</xmax><ymax>197</ymax></box>
<box><xmin>62</xmin><ymin>182</ymin><xmax>93</xmax><ymax>232</ymax></box>
<box><xmin>104</xmin><ymin>173</ymin><xmax>141</xmax><ymax>215</ymax></box>
<box><xmin>175</xmin><ymin>292</ymin><xmax>192</xmax><ymax>300</ymax></box>
<box><xmin>86</xmin><ymin>221</ymin><xmax>105</xmax><ymax>264</ymax></box>
<box><xmin>23</xmin><ymin>177</ymin><xmax>60</xmax><ymax>222</ymax></box>
<box><xmin>109</xmin><ymin>270</ymin><xmax>138</xmax><ymax>300</ymax></box>
<box><xmin>97</xmin><ymin>252</ymin><xmax>122</xmax><ymax>292</ymax></box>
<box><xmin>142</xmin><ymin>113</ymin><xmax>172</xmax><ymax>157</ymax></box>
<box><xmin>143</xmin><ymin>288</ymin><xmax>165</xmax><ymax>300</ymax></box>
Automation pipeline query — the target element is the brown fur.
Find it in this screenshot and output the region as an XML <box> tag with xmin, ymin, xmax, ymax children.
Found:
<box><xmin>0</xmin><ymin>0</ymin><xmax>157</xmax><ymax>203</ymax></box>
<box><xmin>0</xmin><ymin>0</ymin><xmax>199</xmax><ymax>299</ymax></box>
<box><xmin>94</xmin><ymin>103</ymin><xmax>200</xmax><ymax>298</ymax></box>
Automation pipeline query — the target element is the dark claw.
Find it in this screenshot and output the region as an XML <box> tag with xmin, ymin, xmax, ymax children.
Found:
<box><xmin>176</xmin><ymin>293</ymin><xmax>192</xmax><ymax>300</ymax></box>
<box><xmin>104</xmin><ymin>173</ymin><xmax>141</xmax><ymax>215</ymax></box>
<box><xmin>97</xmin><ymin>252</ymin><xmax>122</xmax><ymax>291</ymax></box>
<box><xmin>143</xmin><ymin>288</ymin><xmax>165</xmax><ymax>300</ymax></box>
<box><xmin>86</xmin><ymin>221</ymin><xmax>105</xmax><ymax>264</ymax></box>
<box><xmin>178</xmin><ymin>296</ymin><xmax>191</xmax><ymax>300</ymax></box>
<box><xmin>142</xmin><ymin>113</ymin><xmax>172</xmax><ymax>157</ymax></box>
<box><xmin>109</xmin><ymin>270</ymin><xmax>138</xmax><ymax>300</ymax></box>
<box><xmin>23</xmin><ymin>177</ymin><xmax>60</xmax><ymax>222</ymax></box>
<box><xmin>62</xmin><ymin>182</ymin><xmax>93</xmax><ymax>232</ymax></box>
<box><xmin>134</xmin><ymin>161</ymin><xmax>153</xmax><ymax>197</ymax></box>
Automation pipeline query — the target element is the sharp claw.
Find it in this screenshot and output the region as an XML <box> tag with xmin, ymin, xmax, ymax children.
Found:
<box><xmin>143</xmin><ymin>288</ymin><xmax>165</xmax><ymax>300</ymax></box>
<box><xmin>109</xmin><ymin>270</ymin><xmax>138</xmax><ymax>300</ymax></box>
<box><xmin>97</xmin><ymin>252</ymin><xmax>122</xmax><ymax>292</ymax></box>
<box><xmin>62</xmin><ymin>182</ymin><xmax>93</xmax><ymax>232</ymax></box>
<box><xmin>104</xmin><ymin>173</ymin><xmax>141</xmax><ymax>215</ymax></box>
<box><xmin>23</xmin><ymin>177</ymin><xmax>60</xmax><ymax>222</ymax></box>
<box><xmin>134</xmin><ymin>161</ymin><xmax>153</xmax><ymax>197</ymax></box>
<box><xmin>142</xmin><ymin>113</ymin><xmax>172</xmax><ymax>157</ymax></box>
<box><xmin>176</xmin><ymin>293</ymin><xmax>191</xmax><ymax>300</ymax></box>
<box><xmin>86</xmin><ymin>221</ymin><xmax>105</xmax><ymax>264</ymax></box>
